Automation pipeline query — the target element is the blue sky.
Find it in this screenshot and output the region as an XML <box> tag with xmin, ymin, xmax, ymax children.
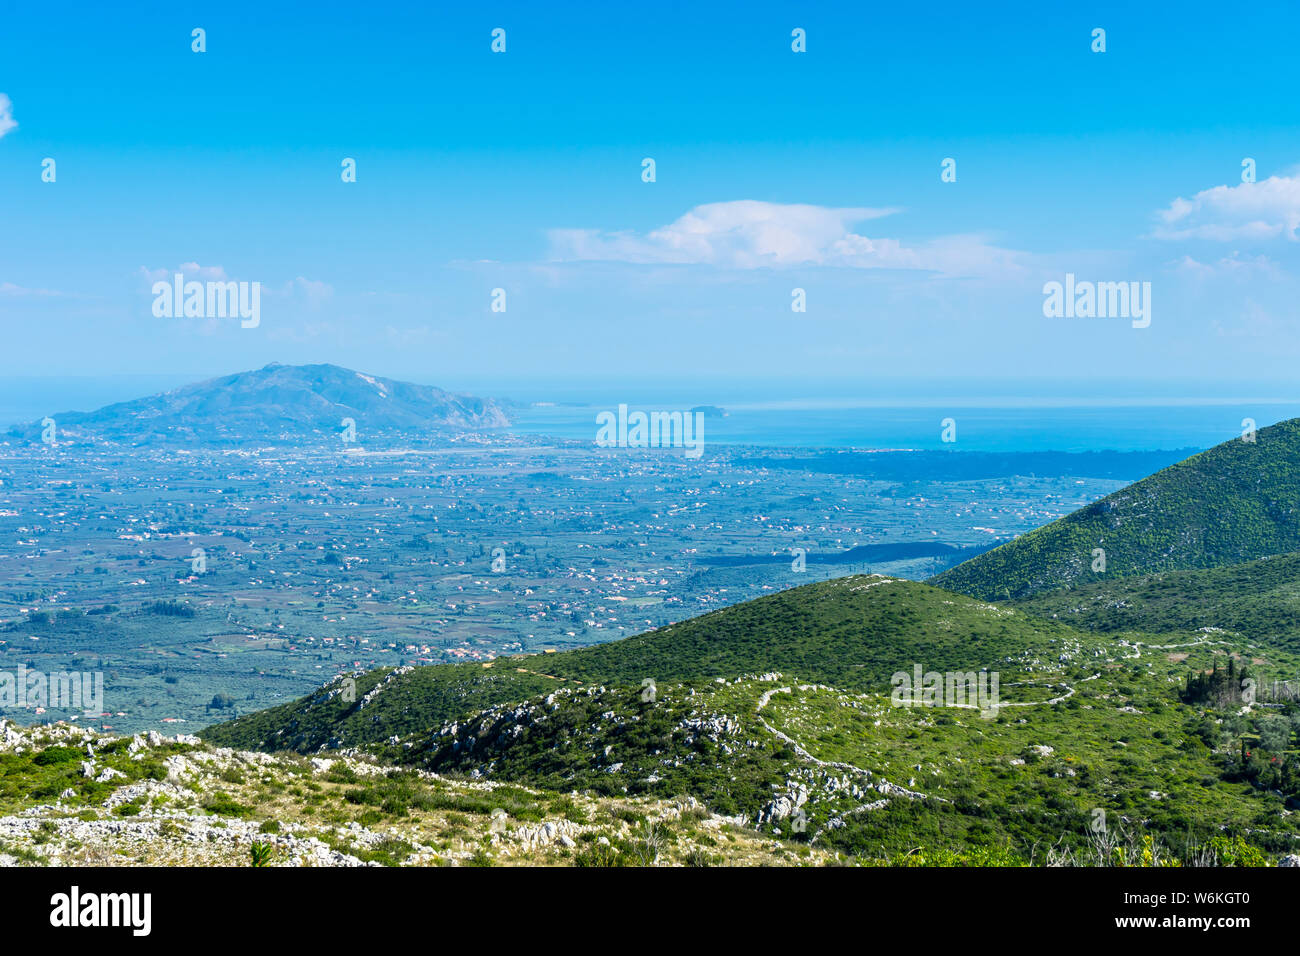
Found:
<box><xmin>3</xmin><ymin>1</ymin><xmax>1300</xmax><ymax>399</ymax></box>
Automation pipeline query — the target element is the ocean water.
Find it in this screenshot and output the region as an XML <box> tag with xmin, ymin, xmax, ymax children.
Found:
<box><xmin>508</xmin><ymin>400</ymin><xmax>1300</xmax><ymax>453</ymax></box>
<box><xmin>0</xmin><ymin>376</ymin><xmax>192</xmax><ymax>429</ymax></box>
<box><xmin>2</xmin><ymin>376</ymin><xmax>1297</xmax><ymax>454</ymax></box>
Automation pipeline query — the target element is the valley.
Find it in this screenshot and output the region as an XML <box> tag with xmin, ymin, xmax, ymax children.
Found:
<box><xmin>0</xmin><ymin>432</ymin><xmax>1130</xmax><ymax>732</ymax></box>
<box><xmin>3</xmin><ymin>366</ymin><xmax>1300</xmax><ymax>868</ymax></box>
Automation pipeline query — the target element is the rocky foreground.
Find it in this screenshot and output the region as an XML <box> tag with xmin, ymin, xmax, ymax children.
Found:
<box><xmin>0</xmin><ymin>720</ymin><xmax>830</xmax><ymax>867</ymax></box>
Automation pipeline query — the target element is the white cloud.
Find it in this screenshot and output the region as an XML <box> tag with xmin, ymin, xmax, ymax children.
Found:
<box><xmin>1172</xmin><ymin>252</ymin><xmax>1284</xmax><ymax>280</ymax></box>
<box><xmin>0</xmin><ymin>281</ymin><xmax>61</xmax><ymax>297</ymax></box>
<box><xmin>178</xmin><ymin>262</ymin><xmax>229</xmax><ymax>281</ymax></box>
<box><xmin>1153</xmin><ymin>175</ymin><xmax>1300</xmax><ymax>241</ymax></box>
<box><xmin>547</xmin><ymin>200</ymin><xmax>1023</xmax><ymax>277</ymax></box>
<box><xmin>271</xmin><ymin>276</ymin><xmax>334</xmax><ymax>306</ymax></box>
<box><xmin>139</xmin><ymin>262</ymin><xmax>229</xmax><ymax>283</ymax></box>
<box><xmin>0</xmin><ymin>95</ymin><xmax>15</xmax><ymax>139</ymax></box>
<box><xmin>137</xmin><ymin>265</ymin><xmax>331</xmax><ymax>312</ymax></box>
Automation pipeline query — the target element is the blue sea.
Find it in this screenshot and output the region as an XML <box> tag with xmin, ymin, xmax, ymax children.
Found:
<box><xmin>3</xmin><ymin>376</ymin><xmax>1299</xmax><ymax>454</ymax></box>
<box><xmin>506</xmin><ymin>396</ymin><xmax>1300</xmax><ymax>454</ymax></box>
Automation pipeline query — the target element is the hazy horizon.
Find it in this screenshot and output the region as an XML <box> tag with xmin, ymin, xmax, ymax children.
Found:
<box><xmin>5</xmin><ymin>363</ymin><xmax>1299</xmax><ymax>453</ymax></box>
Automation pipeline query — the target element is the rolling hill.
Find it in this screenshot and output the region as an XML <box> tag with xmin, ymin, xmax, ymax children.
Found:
<box><xmin>201</xmin><ymin>575</ymin><xmax>1096</xmax><ymax>754</ymax></box>
<box><xmin>156</xmin><ymin>419</ymin><xmax>1300</xmax><ymax>862</ymax></box>
<box><xmin>200</xmin><ymin>573</ymin><xmax>1300</xmax><ymax>863</ymax></box>
<box><xmin>930</xmin><ymin>418</ymin><xmax>1300</xmax><ymax>601</ymax></box>
<box><xmin>5</xmin><ymin>362</ymin><xmax>509</xmax><ymax>444</ymax></box>
<box><xmin>1011</xmin><ymin>550</ymin><xmax>1300</xmax><ymax>655</ymax></box>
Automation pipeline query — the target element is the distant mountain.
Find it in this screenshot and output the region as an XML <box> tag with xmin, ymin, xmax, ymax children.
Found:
<box><xmin>930</xmin><ymin>418</ymin><xmax>1300</xmax><ymax>601</ymax></box>
<box><xmin>6</xmin><ymin>363</ymin><xmax>509</xmax><ymax>443</ymax></box>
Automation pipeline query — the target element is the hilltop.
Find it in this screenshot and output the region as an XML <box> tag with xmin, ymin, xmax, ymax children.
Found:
<box><xmin>201</xmin><ymin>574</ymin><xmax>1300</xmax><ymax>863</ymax></box>
<box><xmin>5</xmin><ymin>363</ymin><xmax>509</xmax><ymax>444</ymax></box>
<box><xmin>201</xmin><ymin>576</ymin><xmax>1089</xmax><ymax>753</ymax></box>
<box><xmin>931</xmin><ymin>418</ymin><xmax>1300</xmax><ymax>601</ymax></box>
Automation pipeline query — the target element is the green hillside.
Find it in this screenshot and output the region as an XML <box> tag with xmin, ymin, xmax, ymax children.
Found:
<box><xmin>931</xmin><ymin>418</ymin><xmax>1300</xmax><ymax>601</ymax></box>
<box><xmin>528</xmin><ymin>574</ymin><xmax>1087</xmax><ymax>688</ymax></box>
<box><xmin>200</xmin><ymin>572</ymin><xmax>1300</xmax><ymax>864</ymax></box>
<box><xmin>203</xmin><ymin>575</ymin><xmax>1092</xmax><ymax>753</ymax></box>
<box><xmin>380</xmin><ymin>662</ymin><xmax>1298</xmax><ymax>862</ymax></box>
<box><xmin>1012</xmin><ymin>551</ymin><xmax>1300</xmax><ymax>655</ymax></box>
<box><xmin>200</xmin><ymin>663</ymin><xmax>561</xmax><ymax>754</ymax></box>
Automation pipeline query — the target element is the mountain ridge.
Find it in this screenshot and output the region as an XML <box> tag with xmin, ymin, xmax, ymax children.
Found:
<box><xmin>200</xmin><ymin>575</ymin><xmax>1092</xmax><ymax>753</ymax></box>
<box><xmin>930</xmin><ymin>418</ymin><xmax>1300</xmax><ymax>601</ymax></box>
<box><xmin>5</xmin><ymin>362</ymin><xmax>510</xmax><ymax>443</ymax></box>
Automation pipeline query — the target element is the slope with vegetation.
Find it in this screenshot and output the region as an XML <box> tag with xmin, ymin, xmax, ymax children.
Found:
<box><xmin>0</xmin><ymin>720</ymin><xmax>815</xmax><ymax>867</ymax></box>
<box><xmin>201</xmin><ymin>575</ymin><xmax>1300</xmax><ymax>865</ymax></box>
<box><xmin>203</xmin><ymin>576</ymin><xmax>1090</xmax><ymax>753</ymax></box>
<box><xmin>1011</xmin><ymin>551</ymin><xmax>1300</xmax><ymax>656</ymax></box>
<box><xmin>931</xmin><ymin>419</ymin><xmax>1300</xmax><ymax>601</ymax></box>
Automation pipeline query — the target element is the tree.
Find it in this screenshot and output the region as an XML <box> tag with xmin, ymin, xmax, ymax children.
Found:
<box><xmin>1258</xmin><ymin>715</ymin><xmax>1291</xmax><ymax>753</ymax></box>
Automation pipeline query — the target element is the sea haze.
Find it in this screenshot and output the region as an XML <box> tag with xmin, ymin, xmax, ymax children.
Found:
<box><xmin>510</xmin><ymin>399</ymin><xmax>1300</xmax><ymax>453</ymax></box>
<box><xmin>7</xmin><ymin>375</ymin><xmax>1299</xmax><ymax>453</ymax></box>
